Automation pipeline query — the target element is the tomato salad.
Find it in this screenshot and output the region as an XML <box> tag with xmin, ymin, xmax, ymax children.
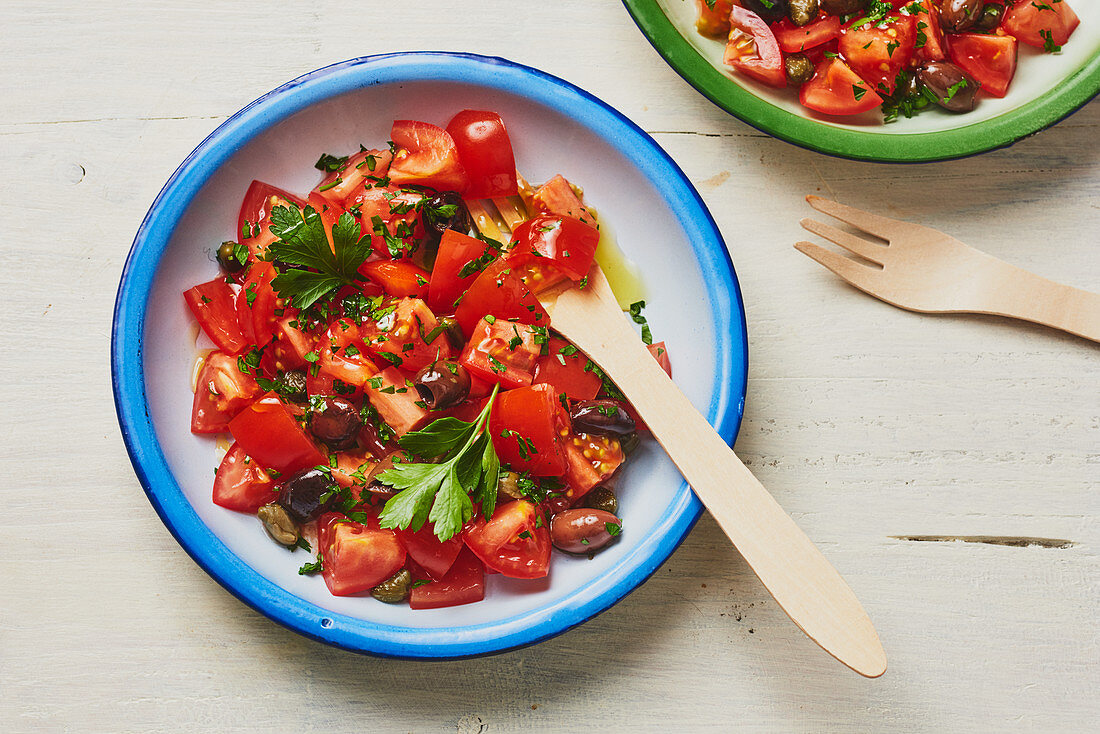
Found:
<box><xmin>185</xmin><ymin>111</ymin><xmax>666</xmax><ymax>609</ymax></box>
<box><xmin>696</xmin><ymin>1</ymin><xmax>1081</xmax><ymax>120</ymax></box>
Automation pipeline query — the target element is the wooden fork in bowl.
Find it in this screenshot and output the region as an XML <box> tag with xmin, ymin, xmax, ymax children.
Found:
<box><xmin>797</xmin><ymin>196</ymin><xmax>1100</xmax><ymax>343</ymax></box>
<box><xmin>472</xmin><ymin>185</ymin><xmax>887</xmax><ymax>678</ymax></box>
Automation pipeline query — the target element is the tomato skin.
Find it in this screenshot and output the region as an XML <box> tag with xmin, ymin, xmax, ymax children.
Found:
<box><xmin>947</xmin><ymin>33</ymin><xmax>1017</xmax><ymax>98</ymax></box>
<box><xmin>212</xmin><ymin>442</ymin><xmax>278</xmax><ymax>512</ymax></box>
<box><xmin>908</xmin><ymin>0</ymin><xmax>946</xmax><ymax>63</ymax></box>
<box><xmin>490</xmin><ymin>384</ymin><xmax>568</xmax><ymax>476</ymax></box>
<box><xmin>313</xmin><ymin>149</ymin><xmax>393</xmax><ymax>207</ymax></box>
<box><xmin>184</xmin><ymin>278</ymin><xmax>247</xmax><ymax>354</ymax></box>
<box><xmin>799</xmin><ymin>58</ymin><xmax>884</xmax><ymax>115</ymax></box>
<box><xmin>459</xmin><ymin>317</ymin><xmax>542</xmax><ymax>389</ymax></box>
<box><xmin>228</xmin><ymin>392</ymin><xmax>328</xmax><ymax>475</ymax></box>
<box><xmin>318</xmin><ymin>513</ymin><xmax>406</xmax><ymax>596</ymax></box>
<box><xmin>388</xmin><ymin>120</ymin><xmax>468</xmax><ymax>192</ymax></box>
<box><xmin>1002</xmin><ymin>0</ymin><xmax>1079</xmax><ymax>49</ymax></box>
<box><xmin>533</xmin><ymin>336</ymin><xmax>601</xmax><ymax>401</ymax></box>
<box><xmin>838</xmin><ymin>14</ymin><xmax>916</xmax><ymax>95</ymax></box>
<box><xmin>237</xmin><ymin>181</ymin><xmax>306</xmax><ymax>263</ymax></box>
<box><xmin>724</xmin><ymin>7</ymin><xmax>787</xmax><ymax>88</ymax></box>
<box><xmin>695</xmin><ymin>0</ymin><xmax>733</xmax><ymax>39</ymax></box>
<box><xmin>462</xmin><ymin>500</ymin><xmax>550</xmax><ymax>579</ymax></box>
<box><xmin>445</xmin><ymin>110</ymin><xmax>518</xmax><ymax>199</ymax></box>
<box><xmin>453</xmin><ymin>258</ymin><xmax>550</xmax><ymax>336</ymax></box>
<box><xmin>235</xmin><ymin>261</ymin><xmax>279</xmax><ymax>350</ymax></box>
<box><xmin>395</xmin><ymin>522</ymin><xmax>465</xmax><ymax>581</ymax></box>
<box><xmin>428</xmin><ymin>229</ymin><xmax>498</xmax><ymax>314</ymax></box>
<box><xmin>409</xmin><ymin>546</ymin><xmax>486</xmax><ymax>609</ymax></box>
<box><xmin>362</xmin><ymin>260</ymin><xmax>431</xmax><ymax>299</ymax></box>
<box><xmin>509</xmin><ymin>215</ymin><xmax>600</xmax><ymax>283</ymax></box>
<box><xmin>771</xmin><ymin>14</ymin><xmax>841</xmax><ymax>54</ymax></box>
<box><xmin>191</xmin><ymin>351</ymin><xmax>261</xmax><ymax>434</ymax></box>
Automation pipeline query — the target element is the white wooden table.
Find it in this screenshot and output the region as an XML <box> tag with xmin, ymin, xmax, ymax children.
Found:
<box><xmin>2</xmin><ymin>1</ymin><xmax>1097</xmax><ymax>731</ymax></box>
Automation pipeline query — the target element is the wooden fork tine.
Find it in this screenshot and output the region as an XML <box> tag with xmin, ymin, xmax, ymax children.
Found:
<box><xmin>806</xmin><ymin>196</ymin><xmax>901</xmax><ymax>241</ymax></box>
<box><xmin>794</xmin><ymin>241</ymin><xmax>883</xmax><ymax>292</ymax></box>
<box><xmin>467</xmin><ymin>199</ymin><xmax>505</xmax><ymax>240</ymax></box>
<box><xmin>801</xmin><ymin>218</ymin><xmax>886</xmax><ymax>265</ymax></box>
<box><xmin>491</xmin><ymin>195</ymin><xmax>527</xmax><ymax>232</ymax></box>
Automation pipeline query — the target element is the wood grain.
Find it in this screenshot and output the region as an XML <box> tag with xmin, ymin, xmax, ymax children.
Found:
<box><xmin>1</xmin><ymin>1</ymin><xmax>1098</xmax><ymax>732</ymax></box>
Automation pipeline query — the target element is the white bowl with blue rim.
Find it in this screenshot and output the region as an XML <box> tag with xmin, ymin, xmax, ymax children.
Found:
<box><xmin>112</xmin><ymin>52</ymin><xmax>748</xmax><ymax>657</ymax></box>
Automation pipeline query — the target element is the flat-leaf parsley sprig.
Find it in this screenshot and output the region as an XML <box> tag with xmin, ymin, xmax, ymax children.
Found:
<box><xmin>266</xmin><ymin>203</ymin><xmax>373</xmax><ymax>309</ymax></box>
<box><xmin>377</xmin><ymin>384</ymin><xmax>502</xmax><ymax>541</ymax></box>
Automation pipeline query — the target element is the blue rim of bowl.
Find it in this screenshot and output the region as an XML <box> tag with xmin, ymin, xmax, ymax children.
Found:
<box><xmin>112</xmin><ymin>51</ymin><xmax>749</xmax><ymax>658</ymax></box>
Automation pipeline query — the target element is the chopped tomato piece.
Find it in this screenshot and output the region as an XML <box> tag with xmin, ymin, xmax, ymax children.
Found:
<box><xmin>799</xmin><ymin>57</ymin><xmax>883</xmax><ymax>115</ymax></box>
<box><xmin>313</xmin><ymin>149</ymin><xmax>393</xmax><ymax>207</ymax></box>
<box><xmin>533</xmin><ymin>336</ymin><xmax>601</xmax><ymax>401</ymax></box>
<box><xmin>315</xmin><ymin>319</ymin><xmax>378</xmax><ymax>388</ymax></box>
<box><xmin>445</xmin><ymin>110</ymin><xmax>518</xmax><ymax>199</ymax></box>
<box><xmin>388</xmin><ymin>120</ymin><xmax>468</xmax><ymax>192</ymax></box>
<box><xmin>212</xmin><ymin>442</ymin><xmax>278</xmax><ymax>512</ymax></box>
<box><xmin>191</xmin><ymin>351</ymin><xmax>261</xmax><ymax>434</ymax></box>
<box><xmin>724</xmin><ymin>7</ymin><xmax>787</xmax><ymax>88</ymax></box>
<box><xmin>771</xmin><ymin>14</ymin><xmax>841</xmax><ymax>54</ymax></box>
<box><xmin>330</xmin><ymin>450</ymin><xmax>377</xmax><ymax>493</ymax></box>
<box><xmin>395</xmin><ymin>521</ymin><xmax>465</xmax><ymax>581</ymax></box>
<box><xmin>908</xmin><ymin>0</ymin><xmax>946</xmax><ymax>63</ymax></box>
<box><xmin>359</xmin><ymin>297</ymin><xmax>454</xmax><ymax>374</ymax></box>
<box><xmin>409</xmin><ymin>547</ymin><xmax>486</xmax><ymax>609</ymax></box>
<box><xmin>1002</xmin><ymin>0</ymin><xmax>1079</xmax><ymax>50</ymax></box>
<box><xmin>363</xmin><ymin>367</ymin><xmax>431</xmax><ymax>437</ymax></box>
<box><xmin>459</xmin><ymin>317</ymin><xmax>543</xmax><ymax>389</ymax></box>
<box><xmin>318</xmin><ymin>512</ymin><xmax>406</xmax><ymax>596</ymax></box>
<box><xmin>269</xmin><ymin>315</ymin><xmax>315</xmax><ymax>372</ymax></box>
<box><xmin>648</xmin><ymin>341</ymin><xmax>672</xmax><ymax>378</ymax></box>
<box><xmin>530</xmin><ymin>174</ymin><xmax>595</xmax><ymax>224</ymax></box>
<box><xmin>362</xmin><ymin>260</ymin><xmax>431</xmax><ymax>299</ymax></box>
<box><xmin>345</xmin><ymin>184</ymin><xmax>424</xmax><ymax>260</ymax></box>
<box><xmin>695</xmin><ymin>0</ymin><xmax>733</xmax><ymax>39</ymax></box>
<box><xmin>489</xmin><ymin>383</ymin><xmax>568</xmax><ymax>476</ymax></box>
<box><xmin>428</xmin><ymin>229</ymin><xmax>499</xmax><ymax>314</ymax></box>
<box><xmin>236</xmin><ymin>261</ymin><xmax>279</xmax><ymax>349</ymax></box>
<box><xmin>948</xmin><ymin>33</ymin><xmax>1017</xmax><ymax>98</ymax></box>
<box><xmin>184</xmin><ymin>278</ymin><xmax>247</xmax><ymax>354</ymax></box>
<box><xmin>509</xmin><ymin>214</ymin><xmax>600</xmax><ymax>283</ymax></box>
<box><xmin>562</xmin><ymin>431</ymin><xmax>624</xmax><ymax>503</ymax></box>
<box><xmin>453</xmin><ymin>258</ymin><xmax>549</xmax><ymax>336</ymax></box>
<box><xmin>462</xmin><ymin>500</ymin><xmax>550</xmax><ymax>579</ymax></box>
<box><xmin>237</xmin><ymin>181</ymin><xmax>306</xmax><ymax>264</ymax></box>
<box><xmin>228</xmin><ymin>392</ymin><xmax>328</xmax><ymax>475</ymax></box>
<box><xmin>838</xmin><ymin>13</ymin><xmax>916</xmax><ymax>95</ymax></box>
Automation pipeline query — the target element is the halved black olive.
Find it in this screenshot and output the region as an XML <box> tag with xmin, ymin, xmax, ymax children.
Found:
<box><xmin>413</xmin><ymin>361</ymin><xmax>471</xmax><ymax>411</ymax></box>
<box><xmin>570</xmin><ymin>400</ymin><xmax>636</xmax><ymax>437</ymax></box>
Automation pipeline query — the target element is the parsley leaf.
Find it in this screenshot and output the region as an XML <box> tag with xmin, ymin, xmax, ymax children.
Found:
<box><xmin>628</xmin><ymin>300</ymin><xmax>653</xmax><ymax>345</ymax></box>
<box><xmin>266</xmin><ymin>203</ymin><xmax>373</xmax><ymax>310</ymax></box>
<box><xmin>377</xmin><ymin>385</ymin><xmax>503</xmax><ymax>541</ymax></box>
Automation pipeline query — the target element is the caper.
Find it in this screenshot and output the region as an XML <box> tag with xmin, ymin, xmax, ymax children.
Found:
<box><xmin>619</xmin><ymin>431</ymin><xmax>641</xmax><ymax>456</ymax></box>
<box><xmin>788</xmin><ymin>0</ymin><xmax>819</xmax><ymax>27</ymax></box>
<box><xmin>257</xmin><ymin>503</ymin><xmax>300</xmax><ymax>546</ymax></box>
<box><xmin>583</xmin><ymin>485</ymin><xmax>618</xmax><ymax>515</ymax></box>
<box><xmin>971</xmin><ymin>3</ymin><xmax>1004</xmax><ymax>33</ymax></box>
<box><xmin>371</xmin><ymin>569</ymin><xmax>413</xmax><ymax>603</ymax></box>
<box><xmin>497</xmin><ymin>471</ymin><xmax>525</xmax><ymax>502</ymax></box>
<box><xmin>819</xmin><ymin>0</ymin><xmax>868</xmax><ymax>14</ymax></box>
<box><xmin>216</xmin><ymin>240</ymin><xmax>246</xmax><ymax>275</ymax></box>
<box><xmin>785</xmin><ymin>53</ymin><xmax>816</xmax><ymax>87</ymax></box>
<box><xmin>743</xmin><ymin>0</ymin><xmax>788</xmax><ymax>22</ymax></box>
<box><xmin>939</xmin><ymin>0</ymin><xmax>984</xmax><ymax>33</ymax></box>
<box><xmin>276</xmin><ymin>369</ymin><xmax>308</xmax><ymax>403</ymax></box>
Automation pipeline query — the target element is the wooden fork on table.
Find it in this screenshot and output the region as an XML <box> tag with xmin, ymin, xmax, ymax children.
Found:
<box><xmin>473</xmin><ymin>184</ymin><xmax>887</xmax><ymax>678</ymax></box>
<box><xmin>796</xmin><ymin>196</ymin><xmax>1100</xmax><ymax>343</ymax></box>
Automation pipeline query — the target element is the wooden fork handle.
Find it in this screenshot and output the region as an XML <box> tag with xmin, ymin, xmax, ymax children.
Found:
<box><xmin>976</xmin><ymin>262</ymin><xmax>1100</xmax><ymax>343</ymax></box>
<box><xmin>572</xmin><ymin>310</ymin><xmax>887</xmax><ymax>677</ymax></box>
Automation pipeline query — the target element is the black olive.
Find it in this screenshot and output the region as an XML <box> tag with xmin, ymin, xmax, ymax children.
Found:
<box><xmin>939</xmin><ymin>0</ymin><xmax>984</xmax><ymax>33</ymax></box>
<box><xmin>433</xmin><ymin>317</ymin><xmax>466</xmax><ymax>352</ymax></box>
<box><xmin>308</xmin><ymin>396</ymin><xmax>362</xmax><ymax>450</ymax></box>
<box><xmin>742</xmin><ymin>0</ymin><xmax>788</xmax><ymax>22</ymax></box>
<box><xmin>918</xmin><ymin>62</ymin><xmax>979</xmax><ymax>113</ymax></box>
<box><xmin>216</xmin><ymin>241</ymin><xmax>246</xmax><ymax>275</ymax></box>
<box><xmin>896</xmin><ymin>70</ymin><xmax>923</xmax><ymax>101</ymax></box>
<box><xmin>275</xmin><ymin>370</ymin><xmax>308</xmax><ymax>403</ymax></box>
<box><xmin>788</xmin><ymin>0</ymin><xmax>819</xmax><ymax>27</ymax></box>
<box><xmin>277</xmin><ymin>467</ymin><xmax>340</xmax><ymax>524</ymax></box>
<box><xmin>570</xmin><ymin>400</ymin><xmax>636</xmax><ymax>437</ymax></box>
<box><xmin>785</xmin><ymin>53</ymin><xmax>815</xmax><ymax>87</ymax></box>
<box><xmin>819</xmin><ymin>0</ymin><xmax>868</xmax><ymax>14</ymax></box>
<box><xmin>413</xmin><ymin>361</ymin><xmax>471</xmax><ymax>411</ymax></box>
<box><xmin>422</xmin><ymin>191</ymin><xmax>474</xmax><ymax>243</ymax></box>
<box><xmin>971</xmin><ymin>3</ymin><xmax>1004</xmax><ymax>33</ymax></box>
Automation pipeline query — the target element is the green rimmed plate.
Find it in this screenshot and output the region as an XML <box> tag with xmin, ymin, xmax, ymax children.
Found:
<box><xmin>622</xmin><ymin>0</ymin><xmax>1100</xmax><ymax>162</ymax></box>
